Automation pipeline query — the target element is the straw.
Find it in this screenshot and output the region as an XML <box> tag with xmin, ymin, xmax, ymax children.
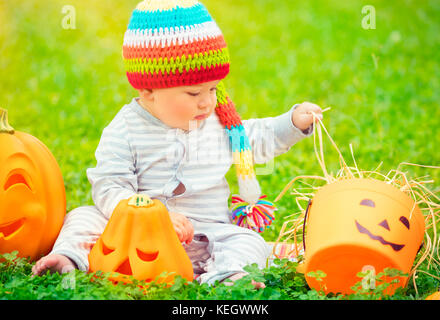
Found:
<box><xmin>272</xmin><ymin>109</ymin><xmax>440</xmax><ymax>294</ymax></box>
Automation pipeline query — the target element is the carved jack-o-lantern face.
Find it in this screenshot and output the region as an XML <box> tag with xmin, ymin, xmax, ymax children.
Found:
<box><xmin>89</xmin><ymin>195</ymin><xmax>193</xmax><ymax>284</ymax></box>
<box><xmin>355</xmin><ymin>198</ymin><xmax>412</xmax><ymax>252</ymax></box>
<box><xmin>0</xmin><ymin>109</ymin><xmax>66</xmax><ymax>261</ymax></box>
<box><xmin>303</xmin><ymin>178</ymin><xmax>425</xmax><ymax>295</ymax></box>
<box><xmin>99</xmin><ymin>240</ymin><xmax>160</xmax><ymax>277</ymax></box>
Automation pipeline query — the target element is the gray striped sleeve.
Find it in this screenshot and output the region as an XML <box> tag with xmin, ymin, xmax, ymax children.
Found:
<box><xmin>86</xmin><ymin>110</ymin><xmax>137</xmax><ymax>218</ymax></box>
<box><xmin>242</xmin><ymin>104</ymin><xmax>313</xmax><ymax>164</ymax></box>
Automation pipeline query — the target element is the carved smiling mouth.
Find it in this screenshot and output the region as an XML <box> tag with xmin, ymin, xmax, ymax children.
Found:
<box><xmin>113</xmin><ymin>249</ymin><xmax>160</xmax><ymax>276</ymax></box>
<box><xmin>355</xmin><ymin>220</ymin><xmax>405</xmax><ymax>252</ymax></box>
<box><xmin>0</xmin><ymin>218</ymin><xmax>25</xmax><ymax>239</ymax></box>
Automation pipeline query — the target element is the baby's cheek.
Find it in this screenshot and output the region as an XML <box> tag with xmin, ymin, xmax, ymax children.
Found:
<box><xmin>173</xmin><ymin>105</ymin><xmax>195</xmax><ymax>121</ymax></box>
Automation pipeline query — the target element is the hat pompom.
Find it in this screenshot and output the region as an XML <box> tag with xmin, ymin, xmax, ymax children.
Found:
<box><xmin>230</xmin><ymin>194</ymin><xmax>277</xmax><ymax>233</ymax></box>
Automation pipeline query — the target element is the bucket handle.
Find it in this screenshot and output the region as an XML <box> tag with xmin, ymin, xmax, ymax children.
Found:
<box><xmin>302</xmin><ymin>199</ymin><xmax>312</xmax><ymax>252</ymax></box>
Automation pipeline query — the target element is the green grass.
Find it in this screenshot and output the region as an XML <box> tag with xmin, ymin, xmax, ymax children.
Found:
<box><xmin>1</xmin><ymin>0</ymin><xmax>440</xmax><ymax>299</ymax></box>
<box><xmin>0</xmin><ymin>251</ymin><xmax>428</xmax><ymax>300</ymax></box>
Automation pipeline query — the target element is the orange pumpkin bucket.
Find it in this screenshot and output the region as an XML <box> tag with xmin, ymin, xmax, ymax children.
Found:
<box><xmin>302</xmin><ymin>178</ymin><xmax>425</xmax><ymax>295</ymax></box>
<box><xmin>89</xmin><ymin>194</ymin><xmax>193</xmax><ymax>285</ymax></box>
<box><xmin>425</xmin><ymin>290</ymin><xmax>440</xmax><ymax>300</ymax></box>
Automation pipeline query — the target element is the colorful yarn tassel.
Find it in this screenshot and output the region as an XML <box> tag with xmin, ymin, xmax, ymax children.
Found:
<box><xmin>230</xmin><ymin>195</ymin><xmax>277</xmax><ymax>233</ymax></box>
<box><xmin>216</xmin><ymin>81</ymin><xmax>278</xmax><ymax>232</ymax></box>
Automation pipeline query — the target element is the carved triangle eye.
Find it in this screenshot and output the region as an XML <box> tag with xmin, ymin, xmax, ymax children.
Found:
<box><xmin>360</xmin><ymin>199</ymin><xmax>375</xmax><ymax>207</ymax></box>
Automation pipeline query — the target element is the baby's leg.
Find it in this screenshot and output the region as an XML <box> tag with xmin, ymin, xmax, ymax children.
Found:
<box><xmin>195</xmin><ymin>221</ymin><xmax>271</xmax><ymax>286</ymax></box>
<box><xmin>32</xmin><ymin>206</ymin><xmax>108</xmax><ymax>275</ymax></box>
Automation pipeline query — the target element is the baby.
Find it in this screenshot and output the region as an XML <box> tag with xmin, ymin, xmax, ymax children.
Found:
<box><xmin>32</xmin><ymin>0</ymin><xmax>323</xmax><ymax>288</ymax></box>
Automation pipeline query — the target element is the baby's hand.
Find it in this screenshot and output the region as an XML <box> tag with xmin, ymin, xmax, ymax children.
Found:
<box><xmin>292</xmin><ymin>102</ymin><xmax>323</xmax><ymax>131</ymax></box>
<box><xmin>169</xmin><ymin>211</ymin><xmax>194</xmax><ymax>244</ymax></box>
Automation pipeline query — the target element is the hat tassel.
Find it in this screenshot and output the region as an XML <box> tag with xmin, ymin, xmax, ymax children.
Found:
<box><xmin>230</xmin><ymin>194</ymin><xmax>277</xmax><ymax>233</ymax></box>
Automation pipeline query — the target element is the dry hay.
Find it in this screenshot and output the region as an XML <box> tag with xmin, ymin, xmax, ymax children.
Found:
<box><xmin>273</xmin><ymin>109</ymin><xmax>440</xmax><ymax>295</ymax></box>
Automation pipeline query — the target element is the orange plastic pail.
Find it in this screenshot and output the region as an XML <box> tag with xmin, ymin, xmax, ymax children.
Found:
<box><xmin>303</xmin><ymin>178</ymin><xmax>425</xmax><ymax>295</ymax></box>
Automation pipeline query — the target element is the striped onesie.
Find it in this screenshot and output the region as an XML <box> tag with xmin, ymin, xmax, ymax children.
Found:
<box><xmin>50</xmin><ymin>97</ymin><xmax>312</xmax><ymax>284</ymax></box>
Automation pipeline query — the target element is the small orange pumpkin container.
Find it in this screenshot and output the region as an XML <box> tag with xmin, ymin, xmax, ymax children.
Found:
<box><xmin>0</xmin><ymin>108</ymin><xmax>66</xmax><ymax>261</ymax></box>
<box><xmin>89</xmin><ymin>194</ymin><xmax>193</xmax><ymax>285</ymax></box>
<box><xmin>425</xmin><ymin>290</ymin><xmax>440</xmax><ymax>300</ymax></box>
<box><xmin>302</xmin><ymin>178</ymin><xmax>425</xmax><ymax>295</ymax></box>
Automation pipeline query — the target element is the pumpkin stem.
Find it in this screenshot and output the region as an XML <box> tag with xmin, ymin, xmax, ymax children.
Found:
<box><xmin>128</xmin><ymin>194</ymin><xmax>154</xmax><ymax>208</ymax></box>
<box><xmin>0</xmin><ymin>108</ymin><xmax>15</xmax><ymax>134</ymax></box>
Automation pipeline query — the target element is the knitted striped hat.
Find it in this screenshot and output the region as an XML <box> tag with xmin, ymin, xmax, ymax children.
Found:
<box><xmin>122</xmin><ymin>0</ymin><xmax>277</xmax><ymax>233</ymax></box>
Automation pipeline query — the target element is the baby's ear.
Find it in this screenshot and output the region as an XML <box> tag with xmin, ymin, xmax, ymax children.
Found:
<box><xmin>138</xmin><ymin>88</ymin><xmax>154</xmax><ymax>99</ymax></box>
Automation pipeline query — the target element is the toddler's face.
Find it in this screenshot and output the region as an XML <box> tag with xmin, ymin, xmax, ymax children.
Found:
<box><xmin>137</xmin><ymin>79</ymin><xmax>220</xmax><ymax>131</ymax></box>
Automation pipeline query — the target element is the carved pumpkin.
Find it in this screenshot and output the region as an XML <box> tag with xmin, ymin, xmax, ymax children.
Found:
<box><xmin>302</xmin><ymin>178</ymin><xmax>425</xmax><ymax>295</ymax></box>
<box><xmin>0</xmin><ymin>108</ymin><xmax>66</xmax><ymax>261</ymax></box>
<box><xmin>88</xmin><ymin>194</ymin><xmax>194</xmax><ymax>285</ymax></box>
